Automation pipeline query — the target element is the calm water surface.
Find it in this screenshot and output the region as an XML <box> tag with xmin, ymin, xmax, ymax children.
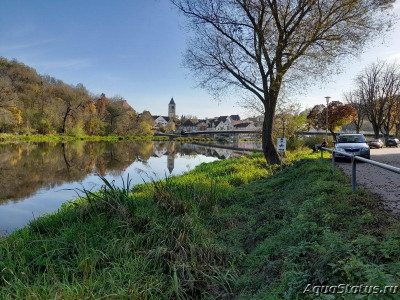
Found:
<box><xmin>0</xmin><ymin>140</ymin><xmax>260</xmax><ymax>235</ymax></box>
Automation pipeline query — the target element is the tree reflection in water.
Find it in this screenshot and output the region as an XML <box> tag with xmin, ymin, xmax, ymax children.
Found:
<box><xmin>0</xmin><ymin>140</ymin><xmax>255</xmax><ymax>234</ymax></box>
<box><xmin>0</xmin><ymin>141</ymin><xmax>154</xmax><ymax>203</ymax></box>
<box><xmin>0</xmin><ymin>141</ymin><xmax>254</xmax><ymax>204</ymax></box>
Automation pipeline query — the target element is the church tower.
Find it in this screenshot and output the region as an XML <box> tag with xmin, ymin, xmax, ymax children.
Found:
<box><xmin>168</xmin><ymin>97</ymin><xmax>176</xmax><ymax>119</ymax></box>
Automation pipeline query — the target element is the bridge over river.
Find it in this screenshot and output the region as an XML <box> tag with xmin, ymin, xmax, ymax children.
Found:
<box><xmin>155</xmin><ymin>130</ymin><xmax>384</xmax><ymax>140</ymax></box>
<box><xmin>154</xmin><ymin>130</ymin><xmax>262</xmax><ymax>141</ymax></box>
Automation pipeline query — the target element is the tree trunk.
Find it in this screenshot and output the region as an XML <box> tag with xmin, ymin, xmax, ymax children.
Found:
<box><xmin>383</xmin><ymin>130</ymin><xmax>390</xmax><ymax>141</ymax></box>
<box><xmin>372</xmin><ymin>123</ymin><xmax>380</xmax><ymax>139</ymax></box>
<box><xmin>381</xmin><ymin>123</ymin><xmax>390</xmax><ymax>141</ymax></box>
<box><xmin>330</xmin><ymin>130</ymin><xmax>337</xmax><ymax>141</ymax></box>
<box><xmin>355</xmin><ymin>126</ymin><xmax>360</xmax><ymax>134</ymax></box>
<box><xmin>262</xmin><ymin>107</ymin><xmax>280</xmax><ymax>165</ymax></box>
<box><xmin>62</xmin><ymin>107</ymin><xmax>71</xmax><ymax>134</ymax></box>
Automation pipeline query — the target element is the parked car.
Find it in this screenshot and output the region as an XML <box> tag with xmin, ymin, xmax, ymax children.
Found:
<box><xmin>334</xmin><ymin>134</ymin><xmax>370</xmax><ymax>160</ymax></box>
<box><xmin>385</xmin><ymin>138</ymin><xmax>400</xmax><ymax>147</ymax></box>
<box><xmin>367</xmin><ymin>139</ymin><xmax>383</xmax><ymax>149</ymax></box>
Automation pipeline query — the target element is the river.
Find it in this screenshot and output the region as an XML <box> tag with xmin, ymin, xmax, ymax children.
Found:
<box><xmin>0</xmin><ymin>140</ymin><xmax>261</xmax><ymax>235</ymax></box>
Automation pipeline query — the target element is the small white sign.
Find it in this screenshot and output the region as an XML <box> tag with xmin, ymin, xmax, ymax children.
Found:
<box><xmin>277</xmin><ymin>138</ymin><xmax>286</xmax><ymax>152</ymax></box>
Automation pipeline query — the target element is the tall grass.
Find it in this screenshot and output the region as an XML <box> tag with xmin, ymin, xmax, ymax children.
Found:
<box><xmin>1</xmin><ymin>151</ymin><xmax>400</xmax><ymax>299</ymax></box>
<box><xmin>0</xmin><ymin>153</ymin><xmax>276</xmax><ymax>299</ymax></box>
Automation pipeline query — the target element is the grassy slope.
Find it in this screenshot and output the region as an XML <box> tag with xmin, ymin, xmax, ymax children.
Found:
<box><xmin>1</xmin><ymin>152</ymin><xmax>400</xmax><ymax>299</ymax></box>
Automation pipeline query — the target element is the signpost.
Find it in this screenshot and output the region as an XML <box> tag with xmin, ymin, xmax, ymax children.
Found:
<box><xmin>277</xmin><ymin>138</ymin><xmax>286</xmax><ymax>169</ymax></box>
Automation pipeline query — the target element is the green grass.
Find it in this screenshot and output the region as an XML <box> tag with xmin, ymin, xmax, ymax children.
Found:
<box><xmin>1</xmin><ymin>151</ymin><xmax>400</xmax><ymax>299</ymax></box>
<box><xmin>0</xmin><ymin>134</ymin><xmax>169</xmax><ymax>143</ymax></box>
<box><xmin>221</xmin><ymin>158</ymin><xmax>400</xmax><ymax>299</ymax></box>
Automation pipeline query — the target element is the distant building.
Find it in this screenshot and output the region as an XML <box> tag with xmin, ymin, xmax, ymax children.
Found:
<box><xmin>153</xmin><ymin>116</ymin><xmax>170</xmax><ymax>128</ymax></box>
<box><xmin>168</xmin><ymin>97</ymin><xmax>176</xmax><ymax>119</ymax></box>
<box><xmin>244</xmin><ymin>116</ymin><xmax>264</xmax><ymax>128</ymax></box>
<box><xmin>215</xmin><ymin>120</ymin><xmax>234</xmax><ymax>131</ymax></box>
<box><xmin>151</xmin><ymin>98</ymin><xmax>177</xmax><ymax>131</ymax></box>
<box><xmin>230</xmin><ymin>115</ymin><xmax>240</xmax><ymax>121</ymax></box>
<box><xmin>182</xmin><ymin>119</ymin><xmax>197</xmax><ymax>132</ymax></box>
<box><xmin>176</xmin><ymin>114</ymin><xmax>250</xmax><ymax>133</ymax></box>
<box><xmin>195</xmin><ymin>120</ymin><xmax>208</xmax><ymax>131</ymax></box>
<box><xmin>234</xmin><ymin>122</ymin><xmax>257</xmax><ymax>131</ymax></box>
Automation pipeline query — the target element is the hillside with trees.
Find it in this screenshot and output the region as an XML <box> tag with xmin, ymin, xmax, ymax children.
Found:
<box><xmin>0</xmin><ymin>58</ymin><xmax>153</xmax><ymax>136</ymax></box>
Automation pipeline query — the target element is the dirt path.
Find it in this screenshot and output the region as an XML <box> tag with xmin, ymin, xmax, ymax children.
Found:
<box><xmin>336</xmin><ymin>147</ymin><xmax>400</xmax><ymax>216</ymax></box>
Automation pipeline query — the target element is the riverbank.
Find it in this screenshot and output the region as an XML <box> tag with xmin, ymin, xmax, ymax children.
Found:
<box><xmin>0</xmin><ymin>133</ymin><xmax>170</xmax><ymax>142</ymax></box>
<box><xmin>0</xmin><ymin>133</ymin><xmax>261</xmax><ymax>144</ymax></box>
<box><xmin>1</xmin><ymin>152</ymin><xmax>400</xmax><ymax>298</ymax></box>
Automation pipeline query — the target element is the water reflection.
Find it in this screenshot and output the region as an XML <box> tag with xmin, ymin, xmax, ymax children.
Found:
<box><xmin>0</xmin><ymin>141</ymin><xmax>154</xmax><ymax>203</ymax></box>
<box><xmin>0</xmin><ymin>141</ymin><xmax>258</xmax><ymax>234</ymax></box>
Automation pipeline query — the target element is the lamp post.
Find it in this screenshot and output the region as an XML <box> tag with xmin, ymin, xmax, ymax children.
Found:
<box><xmin>325</xmin><ymin>96</ymin><xmax>331</xmax><ymax>140</ymax></box>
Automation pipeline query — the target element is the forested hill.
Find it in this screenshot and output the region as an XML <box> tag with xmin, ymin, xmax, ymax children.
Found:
<box><xmin>0</xmin><ymin>57</ymin><xmax>154</xmax><ymax>136</ymax></box>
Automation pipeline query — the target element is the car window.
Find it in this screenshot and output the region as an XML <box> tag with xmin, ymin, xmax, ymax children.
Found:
<box><xmin>337</xmin><ymin>135</ymin><xmax>365</xmax><ymax>143</ymax></box>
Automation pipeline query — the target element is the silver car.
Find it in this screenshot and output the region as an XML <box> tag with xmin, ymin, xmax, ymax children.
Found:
<box><xmin>334</xmin><ymin>134</ymin><xmax>370</xmax><ymax>160</ymax></box>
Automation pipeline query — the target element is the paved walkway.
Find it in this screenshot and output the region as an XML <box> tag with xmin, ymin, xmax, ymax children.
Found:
<box><xmin>336</xmin><ymin>148</ymin><xmax>400</xmax><ymax>216</ymax></box>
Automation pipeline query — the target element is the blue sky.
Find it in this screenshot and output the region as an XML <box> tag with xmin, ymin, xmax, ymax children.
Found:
<box><xmin>1</xmin><ymin>0</ymin><xmax>400</xmax><ymax>119</ymax></box>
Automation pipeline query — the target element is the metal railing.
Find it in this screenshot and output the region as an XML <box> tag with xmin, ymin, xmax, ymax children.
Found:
<box><xmin>320</xmin><ymin>147</ymin><xmax>400</xmax><ymax>192</ymax></box>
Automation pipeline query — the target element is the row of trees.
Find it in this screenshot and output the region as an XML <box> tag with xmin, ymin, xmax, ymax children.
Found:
<box><xmin>305</xmin><ymin>61</ymin><xmax>400</xmax><ymax>140</ymax></box>
<box><xmin>345</xmin><ymin>60</ymin><xmax>400</xmax><ymax>139</ymax></box>
<box><xmin>171</xmin><ymin>0</ymin><xmax>396</xmax><ymax>164</ymax></box>
<box><xmin>0</xmin><ymin>58</ymin><xmax>154</xmax><ymax>136</ymax></box>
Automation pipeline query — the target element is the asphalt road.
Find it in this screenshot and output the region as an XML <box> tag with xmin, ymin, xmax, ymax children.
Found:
<box><xmin>336</xmin><ymin>147</ymin><xmax>400</xmax><ymax>216</ymax></box>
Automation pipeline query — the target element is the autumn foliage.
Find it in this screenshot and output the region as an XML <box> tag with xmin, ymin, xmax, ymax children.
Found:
<box><xmin>307</xmin><ymin>101</ymin><xmax>357</xmax><ymax>140</ymax></box>
<box><xmin>0</xmin><ymin>58</ymin><xmax>153</xmax><ymax>136</ymax></box>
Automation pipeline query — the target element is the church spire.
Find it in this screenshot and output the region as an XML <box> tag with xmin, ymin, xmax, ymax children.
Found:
<box><xmin>168</xmin><ymin>97</ymin><xmax>176</xmax><ymax>118</ymax></box>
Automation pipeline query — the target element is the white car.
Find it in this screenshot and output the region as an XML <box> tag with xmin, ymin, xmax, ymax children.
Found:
<box><xmin>334</xmin><ymin>134</ymin><xmax>370</xmax><ymax>160</ymax></box>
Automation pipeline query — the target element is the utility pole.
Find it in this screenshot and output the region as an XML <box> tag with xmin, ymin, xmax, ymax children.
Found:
<box><xmin>325</xmin><ymin>96</ymin><xmax>331</xmax><ymax>140</ymax></box>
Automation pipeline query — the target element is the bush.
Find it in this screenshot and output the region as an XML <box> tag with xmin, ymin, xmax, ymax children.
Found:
<box><xmin>286</xmin><ymin>137</ymin><xmax>305</xmax><ymax>151</ymax></box>
<box><xmin>67</xmin><ymin>124</ymin><xmax>86</xmax><ymax>137</ymax></box>
<box><xmin>303</xmin><ymin>135</ymin><xmax>334</xmax><ymax>148</ymax></box>
<box><xmin>37</xmin><ymin>119</ymin><xmax>55</xmax><ymax>134</ymax></box>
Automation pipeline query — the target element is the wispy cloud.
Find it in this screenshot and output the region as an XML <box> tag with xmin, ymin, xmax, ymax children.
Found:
<box><xmin>0</xmin><ymin>38</ymin><xmax>60</xmax><ymax>52</ymax></box>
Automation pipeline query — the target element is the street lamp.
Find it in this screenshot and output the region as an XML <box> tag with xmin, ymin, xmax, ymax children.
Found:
<box><xmin>325</xmin><ymin>96</ymin><xmax>331</xmax><ymax>140</ymax></box>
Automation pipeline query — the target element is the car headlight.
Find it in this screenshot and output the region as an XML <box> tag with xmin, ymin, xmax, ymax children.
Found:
<box><xmin>336</xmin><ymin>148</ymin><xmax>345</xmax><ymax>152</ymax></box>
<box><xmin>360</xmin><ymin>147</ymin><xmax>369</xmax><ymax>152</ymax></box>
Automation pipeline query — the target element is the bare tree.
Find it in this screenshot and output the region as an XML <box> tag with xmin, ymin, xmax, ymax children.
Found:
<box><xmin>393</xmin><ymin>96</ymin><xmax>400</xmax><ymax>137</ymax></box>
<box><xmin>354</xmin><ymin>61</ymin><xmax>400</xmax><ymax>139</ymax></box>
<box><xmin>343</xmin><ymin>91</ymin><xmax>364</xmax><ymax>133</ymax></box>
<box><xmin>379</xmin><ymin>66</ymin><xmax>400</xmax><ymax>139</ymax></box>
<box><xmin>171</xmin><ymin>0</ymin><xmax>395</xmax><ymax>163</ymax></box>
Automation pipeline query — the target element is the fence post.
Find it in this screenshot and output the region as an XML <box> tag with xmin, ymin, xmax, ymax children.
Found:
<box><xmin>320</xmin><ymin>148</ymin><xmax>323</xmax><ymax>162</ymax></box>
<box><xmin>351</xmin><ymin>156</ymin><xmax>356</xmax><ymax>192</ymax></box>
<box><xmin>332</xmin><ymin>152</ymin><xmax>335</xmax><ymax>173</ymax></box>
